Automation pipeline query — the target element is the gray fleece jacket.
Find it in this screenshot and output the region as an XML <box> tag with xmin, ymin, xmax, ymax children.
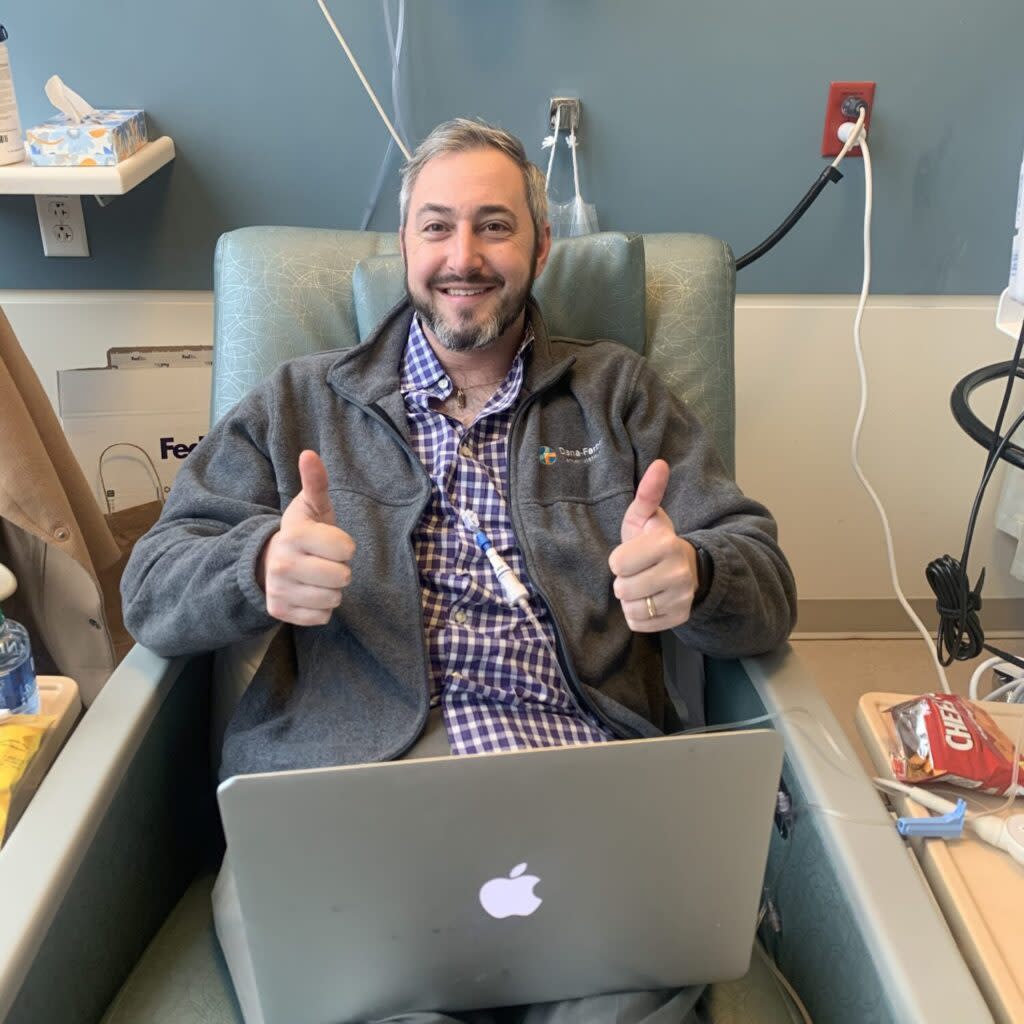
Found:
<box><xmin>121</xmin><ymin>299</ymin><xmax>797</xmax><ymax>778</ymax></box>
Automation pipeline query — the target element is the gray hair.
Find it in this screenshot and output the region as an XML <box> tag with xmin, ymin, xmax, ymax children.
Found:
<box><xmin>399</xmin><ymin>118</ymin><xmax>548</xmax><ymax>245</ymax></box>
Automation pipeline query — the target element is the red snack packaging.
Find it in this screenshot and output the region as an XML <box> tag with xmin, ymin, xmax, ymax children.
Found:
<box><xmin>886</xmin><ymin>693</ymin><xmax>1024</xmax><ymax>796</ymax></box>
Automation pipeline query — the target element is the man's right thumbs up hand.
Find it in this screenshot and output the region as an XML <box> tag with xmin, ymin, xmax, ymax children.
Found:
<box><xmin>257</xmin><ymin>450</ymin><xmax>356</xmax><ymax>626</ymax></box>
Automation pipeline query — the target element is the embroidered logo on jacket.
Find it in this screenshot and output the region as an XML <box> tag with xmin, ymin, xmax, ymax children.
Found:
<box><xmin>539</xmin><ymin>441</ymin><xmax>603</xmax><ymax>465</ymax></box>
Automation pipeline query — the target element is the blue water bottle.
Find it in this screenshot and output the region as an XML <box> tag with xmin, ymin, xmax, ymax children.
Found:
<box><xmin>0</xmin><ymin>604</ymin><xmax>39</xmax><ymax>715</ymax></box>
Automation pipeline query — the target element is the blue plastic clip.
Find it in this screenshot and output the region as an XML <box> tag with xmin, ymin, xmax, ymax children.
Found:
<box><xmin>896</xmin><ymin>798</ymin><xmax>967</xmax><ymax>839</ymax></box>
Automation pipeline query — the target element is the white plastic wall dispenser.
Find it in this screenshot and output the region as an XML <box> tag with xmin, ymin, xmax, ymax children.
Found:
<box><xmin>0</xmin><ymin>25</ymin><xmax>25</xmax><ymax>167</ymax></box>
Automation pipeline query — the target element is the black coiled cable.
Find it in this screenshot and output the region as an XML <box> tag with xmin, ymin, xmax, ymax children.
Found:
<box><xmin>926</xmin><ymin>555</ymin><xmax>986</xmax><ymax>664</ymax></box>
<box><xmin>927</xmin><ymin>315</ymin><xmax>1024</xmax><ymax>671</ymax></box>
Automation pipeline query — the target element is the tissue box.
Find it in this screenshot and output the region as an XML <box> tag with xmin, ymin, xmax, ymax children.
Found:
<box><xmin>26</xmin><ymin>110</ymin><xmax>147</xmax><ymax>167</ymax></box>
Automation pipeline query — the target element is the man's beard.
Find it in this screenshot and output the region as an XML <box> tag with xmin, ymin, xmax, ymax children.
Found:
<box><xmin>407</xmin><ymin>259</ymin><xmax>536</xmax><ymax>353</ymax></box>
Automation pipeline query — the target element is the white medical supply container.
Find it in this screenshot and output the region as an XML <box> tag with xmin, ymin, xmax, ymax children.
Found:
<box><xmin>0</xmin><ymin>25</ymin><xmax>25</xmax><ymax>166</ymax></box>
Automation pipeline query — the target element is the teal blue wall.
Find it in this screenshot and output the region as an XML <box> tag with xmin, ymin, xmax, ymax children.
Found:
<box><xmin>1</xmin><ymin>1</ymin><xmax>1021</xmax><ymax>293</ymax></box>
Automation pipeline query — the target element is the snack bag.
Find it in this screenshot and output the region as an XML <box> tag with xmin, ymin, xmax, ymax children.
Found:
<box><xmin>887</xmin><ymin>694</ymin><xmax>1024</xmax><ymax>796</ymax></box>
<box><xmin>0</xmin><ymin>714</ymin><xmax>53</xmax><ymax>845</ymax></box>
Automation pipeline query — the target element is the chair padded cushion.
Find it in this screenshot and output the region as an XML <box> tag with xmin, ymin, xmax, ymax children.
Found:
<box><xmin>212</xmin><ymin>227</ymin><xmax>734</xmax><ymax>471</ymax></box>
<box><xmin>100</xmin><ymin>876</ymin><xmax>802</xmax><ymax>1024</ymax></box>
<box><xmin>101</xmin><ymin>875</ymin><xmax>243</xmax><ymax>1024</ymax></box>
<box><xmin>211</xmin><ymin>228</ymin><xmax>401</xmax><ymax>424</ymax></box>
<box><xmin>352</xmin><ymin>232</ymin><xmax>647</xmax><ymax>353</ymax></box>
<box><xmin>641</xmin><ymin>233</ymin><xmax>735</xmax><ymax>475</ymax></box>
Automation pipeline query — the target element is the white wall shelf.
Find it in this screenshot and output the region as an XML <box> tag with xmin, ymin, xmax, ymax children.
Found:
<box><xmin>0</xmin><ymin>136</ymin><xmax>175</xmax><ymax>196</ymax></box>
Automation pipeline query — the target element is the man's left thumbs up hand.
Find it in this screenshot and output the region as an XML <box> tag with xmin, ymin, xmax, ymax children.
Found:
<box><xmin>608</xmin><ymin>459</ymin><xmax>700</xmax><ymax>632</ymax></box>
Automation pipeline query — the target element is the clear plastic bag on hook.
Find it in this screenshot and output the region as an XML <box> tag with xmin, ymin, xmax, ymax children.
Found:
<box><xmin>543</xmin><ymin>121</ymin><xmax>599</xmax><ymax>238</ymax></box>
<box><xmin>549</xmin><ymin>194</ymin><xmax>600</xmax><ymax>239</ymax></box>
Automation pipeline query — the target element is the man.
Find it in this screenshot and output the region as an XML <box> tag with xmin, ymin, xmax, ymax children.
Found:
<box><xmin>122</xmin><ymin>119</ymin><xmax>797</xmax><ymax>1023</ymax></box>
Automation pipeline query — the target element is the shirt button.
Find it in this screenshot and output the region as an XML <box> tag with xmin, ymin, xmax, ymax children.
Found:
<box><xmin>460</xmin><ymin>444</ymin><xmax>472</xmax><ymax>458</ymax></box>
<box><xmin>453</xmin><ymin>610</ymin><xmax>467</xmax><ymax>625</ymax></box>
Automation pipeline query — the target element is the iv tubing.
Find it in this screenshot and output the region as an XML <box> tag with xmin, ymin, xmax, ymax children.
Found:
<box><xmin>316</xmin><ymin>0</ymin><xmax>412</xmax><ymax>161</ymax></box>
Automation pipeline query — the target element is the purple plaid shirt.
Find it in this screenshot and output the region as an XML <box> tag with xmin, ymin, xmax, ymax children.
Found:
<box><xmin>400</xmin><ymin>316</ymin><xmax>613</xmax><ymax>755</ymax></box>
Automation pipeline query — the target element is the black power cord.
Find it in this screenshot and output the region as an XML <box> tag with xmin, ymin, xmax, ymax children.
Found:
<box><xmin>735</xmin><ymin>165</ymin><xmax>844</xmax><ymax>271</ymax></box>
<box><xmin>731</xmin><ymin>106</ymin><xmax>1022</xmax><ymax>677</ymax></box>
<box><xmin>928</xmin><ymin>315</ymin><xmax>1024</xmax><ymax>671</ymax></box>
<box><xmin>737</xmin><ymin>101</ymin><xmax>869</xmax><ymax>272</ymax></box>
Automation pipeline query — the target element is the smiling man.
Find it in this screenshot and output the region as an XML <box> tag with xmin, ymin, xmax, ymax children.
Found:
<box><xmin>404</xmin><ymin>158</ymin><xmax>541</xmax><ymax>353</ymax></box>
<box><xmin>400</xmin><ymin>132</ymin><xmax>551</xmax><ymax>424</ymax></box>
<box><xmin>122</xmin><ymin>119</ymin><xmax>797</xmax><ymax>1024</ymax></box>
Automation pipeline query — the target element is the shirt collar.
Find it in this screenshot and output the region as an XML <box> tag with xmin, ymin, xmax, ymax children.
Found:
<box><xmin>400</xmin><ymin>314</ymin><xmax>535</xmax><ymax>407</ymax></box>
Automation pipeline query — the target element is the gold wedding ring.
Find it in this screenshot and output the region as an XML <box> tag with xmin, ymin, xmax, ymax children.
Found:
<box><xmin>645</xmin><ymin>595</ymin><xmax>658</xmax><ymax>619</ymax></box>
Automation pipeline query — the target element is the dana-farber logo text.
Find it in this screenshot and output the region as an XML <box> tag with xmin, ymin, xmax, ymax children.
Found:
<box><xmin>160</xmin><ymin>435</ymin><xmax>204</xmax><ymax>459</ymax></box>
<box><xmin>544</xmin><ymin>439</ymin><xmax>603</xmax><ymax>465</ymax></box>
<box><xmin>557</xmin><ymin>440</ymin><xmax>602</xmax><ymax>462</ymax></box>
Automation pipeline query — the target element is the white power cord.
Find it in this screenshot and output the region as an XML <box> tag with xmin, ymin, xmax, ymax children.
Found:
<box><xmin>831</xmin><ymin>107</ymin><xmax>867</xmax><ymax>170</ymax></box>
<box><xmin>840</xmin><ymin>118</ymin><xmax>952</xmax><ymax>694</ymax></box>
<box><xmin>987</xmin><ymin>675</ymin><xmax>1024</xmax><ymax>703</ymax></box>
<box><xmin>316</xmin><ymin>0</ymin><xmax>412</xmax><ymax>161</ymax></box>
<box><xmin>968</xmin><ymin>655</ymin><xmax>1024</xmax><ymax>702</ymax></box>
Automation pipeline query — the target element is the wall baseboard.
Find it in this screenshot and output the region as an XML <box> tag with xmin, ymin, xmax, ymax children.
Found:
<box><xmin>796</xmin><ymin>597</ymin><xmax>1024</xmax><ymax>635</ymax></box>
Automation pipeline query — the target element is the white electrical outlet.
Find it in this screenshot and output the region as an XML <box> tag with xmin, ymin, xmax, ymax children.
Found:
<box><xmin>34</xmin><ymin>194</ymin><xmax>90</xmax><ymax>257</ymax></box>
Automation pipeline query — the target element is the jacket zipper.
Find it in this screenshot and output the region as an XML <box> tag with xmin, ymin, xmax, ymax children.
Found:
<box><xmin>506</xmin><ymin>392</ymin><xmax>639</xmax><ymax>741</ymax></box>
<box><xmin>358</xmin><ymin>399</ymin><xmax>436</xmax><ymax>758</ymax></box>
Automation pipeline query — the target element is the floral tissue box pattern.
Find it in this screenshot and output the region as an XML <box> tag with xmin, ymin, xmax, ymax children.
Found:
<box><xmin>26</xmin><ymin>110</ymin><xmax>147</xmax><ymax>167</ymax></box>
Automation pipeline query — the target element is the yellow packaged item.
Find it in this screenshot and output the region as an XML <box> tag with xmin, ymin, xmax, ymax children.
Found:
<box><xmin>0</xmin><ymin>714</ymin><xmax>53</xmax><ymax>846</ymax></box>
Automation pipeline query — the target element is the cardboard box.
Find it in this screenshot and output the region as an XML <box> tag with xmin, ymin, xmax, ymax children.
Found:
<box><xmin>58</xmin><ymin>351</ymin><xmax>212</xmax><ymax>513</ymax></box>
<box><xmin>26</xmin><ymin>110</ymin><xmax>147</xmax><ymax>167</ymax></box>
<box><xmin>106</xmin><ymin>346</ymin><xmax>212</xmax><ymax>369</ymax></box>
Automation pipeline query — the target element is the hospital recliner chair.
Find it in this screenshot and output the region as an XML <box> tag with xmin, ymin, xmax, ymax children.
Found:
<box><xmin>0</xmin><ymin>229</ymin><xmax>993</xmax><ymax>1024</ymax></box>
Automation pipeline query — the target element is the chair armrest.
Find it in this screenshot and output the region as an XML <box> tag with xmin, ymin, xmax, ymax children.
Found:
<box><xmin>732</xmin><ymin>645</ymin><xmax>993</xmax><ymax>1023</ymax></box>
<box><xmin>0</xmin><ymin>645</ymin><xmax>216</xmax><ymax>1024</ymax></box>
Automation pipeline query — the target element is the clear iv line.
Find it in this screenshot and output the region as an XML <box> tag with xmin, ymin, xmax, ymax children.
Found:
<box><xmin>457</xmin><ymin>511</ymin><xmax>1006</xmax><ymax>833</ymax></box>
<box><xmin>459</xmin><ymin>509</ymin><xmax>530</xmax><ymax>608</ymax></box>
<box><xmin>459</xmin><ymin>507</ymin><xmax>592</xmax><ymax>720</ymax></box>
<box><xmin>460</xmin><ymin>507</ymin><xmax>884</xmax><ymax>822</ymax></box>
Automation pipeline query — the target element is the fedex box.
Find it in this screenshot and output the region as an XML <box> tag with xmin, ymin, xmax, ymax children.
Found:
<box><xmin>58</xmin><ymin>359</ymin><xmax>212</xmax><ymax>513</ymax></box>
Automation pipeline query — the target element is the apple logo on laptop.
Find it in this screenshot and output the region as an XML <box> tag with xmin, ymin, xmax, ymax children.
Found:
<box><xmin>478</xmin><ymin>863</ymin><xmax>542</xmax><ymax>919</ymax></box>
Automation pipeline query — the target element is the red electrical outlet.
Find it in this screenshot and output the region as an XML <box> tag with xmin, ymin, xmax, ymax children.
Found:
<box><xmin>821</xmin><ymin>81</ymin><xmax>876</xmax><ymax>158</ymax></box>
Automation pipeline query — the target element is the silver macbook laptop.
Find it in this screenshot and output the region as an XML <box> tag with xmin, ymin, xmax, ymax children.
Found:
<box><xmin>216</xmin><ymin>728</ymin><xmax>783</xmax><ymax>1024</ymax></box>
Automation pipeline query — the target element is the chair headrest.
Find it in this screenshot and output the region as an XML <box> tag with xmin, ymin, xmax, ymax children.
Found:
<box><xmin>352</xmin><ymin>232</ymin><xmax>647</xmax><ymax>352</ymax></box>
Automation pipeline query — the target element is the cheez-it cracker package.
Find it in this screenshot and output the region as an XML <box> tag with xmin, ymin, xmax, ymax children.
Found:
<box><xmin>887</xmin><ymin>693</ymin><xmax>1024</xmax><ymax>795</ymax></box>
